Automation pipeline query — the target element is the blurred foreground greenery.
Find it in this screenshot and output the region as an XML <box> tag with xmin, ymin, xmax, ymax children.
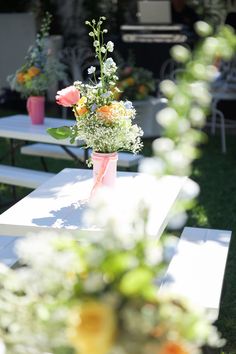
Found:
<box><xmin>0</xmin><ymin>108</ymin><xmax>236</xmax><ymax>352</ymax></box>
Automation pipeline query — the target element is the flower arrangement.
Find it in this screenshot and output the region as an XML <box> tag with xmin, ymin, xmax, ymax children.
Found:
<box><xmin>115</xmin><ymin>65</ymin><xmax>156</xmax><ymax>101</ymax></box>
<box><xmin>48</xmin><ymin>17</ymin><xmax>143</xmax><ymax>154</ymax></box>
<box><xmin>7</xmin><ymin>12</ymin><xmax>65</xmax><ymax>98</ymax></box>
<box><xmin>0</xmin><ymin>212</ymin><xmax>223</xmax><ymax>354</ymax></box>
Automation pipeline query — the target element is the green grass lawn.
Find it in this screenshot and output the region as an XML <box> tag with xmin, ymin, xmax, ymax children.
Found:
<box><xmin>190</xmin><ymin>135</ymin><xmax>236</xmax><ymax>353</ymax></box>
<box><xmin>0</xmin><ymin>109</ymin><xmax>235</xmax><ymax>352</ymax></box>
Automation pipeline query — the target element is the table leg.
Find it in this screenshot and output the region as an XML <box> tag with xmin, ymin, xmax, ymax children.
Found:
<box><xmin>211</xmin><ymin>98</ymin><xmax>218</xmax><ymax>135</ymax></box>
<box><xmin>9</xmin><ymin>139</ymin><xmax>17</xmax><ymax>200</ymax></box>
<box><xmin>219</xmin><ymin>110</ymin><xmax>226</xmax><ymax>153</ymax></box>
<box><xmin>61</xmin><ymin>145</ymin><xmax>88</xmax><ymax>167</ymax></box>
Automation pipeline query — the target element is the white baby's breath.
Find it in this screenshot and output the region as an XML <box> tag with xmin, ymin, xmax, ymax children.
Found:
<box><xmin>107</xmin><ymin>41</ymin><xmax>114</xmax><ymax>52</ymax></box>
<box><xmin>87</xmin><ymin>66</ymin><xmax>96</xmax><ymax>74</ymax></box>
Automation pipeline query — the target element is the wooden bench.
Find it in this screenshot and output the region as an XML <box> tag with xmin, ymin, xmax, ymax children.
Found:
<box><xmin>20</xmin><ymin>143</ymin><xmax>144</xmax><ymax>170</ymax></box>
<box><xmin>160</xmin><ymin>227</ymin><xmax>232</xmax><ymax>322</ymax></box>
<box><xmin>0</xmin><ymin>164</ymin><xmax>55</xmax><ymax>189</ymax></box>
<box><xmin>0</xmin><ymin>236</ymin><xmax>21</xmax><ymax>268</ymax></box>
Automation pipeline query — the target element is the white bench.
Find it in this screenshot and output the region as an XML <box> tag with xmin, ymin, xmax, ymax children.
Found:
<box><xmin>160</xmin><ymin>227</ymin><xmax>231</xmax><ymax>322</ymax></box>
<box><xmin>0</xmin><ymin>164</ymin><xmax>55</xmax><ymax>189</ymax></box>
<box><xmin>0</xmin><ymin>236</ymin><xmax>21</xmax><ymax>267</ymax></box>
<box><xmin>20</xmin><ymin>143</ymin><xmax>144</xmax><ymax>169</ymax></box>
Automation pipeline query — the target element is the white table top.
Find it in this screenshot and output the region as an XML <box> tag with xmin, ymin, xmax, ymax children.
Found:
<box><xmin>0</xmin><ymin>168</ymin><xmax>186</xmax><ymax>238</ymax></box>
<box><xmin>0</xmin><ymin>114</ymin><xmax>81</xmax><ymax>146</ymax></box>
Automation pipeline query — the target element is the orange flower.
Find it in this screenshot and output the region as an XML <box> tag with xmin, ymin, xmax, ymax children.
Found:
<box><xmin>138</xmin><ymin>84</ymin><xmax>148</xmax><ymax>94</ymax></box>
<box><xmin>159</xmin><ymin>342</ymin><xmax>189</xmax><ymax>354</ymax></box>
<box><xmin>16</xmin><ymin>72</ymin><xmax>25</xmax><ymax>83</ymax></box>
<box><xmin>125</xmin><ymin>77</ymin><xmax>135</xmax><ymax>86</ymax></box>
<box><xmin>27</xmin><ymin>66</ymin><xmax>41</xmax><ymax>78</ymax></box>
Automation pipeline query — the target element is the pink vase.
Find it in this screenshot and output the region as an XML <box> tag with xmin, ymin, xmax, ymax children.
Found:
<box><xmin>26</xmin><ymin>96</ymin><xmax>45</xmax><ymax>125</ymax></box>
<box><xmin>91</xmin><ymin>151</ymin><xmax>118</xmax><ymax>196</ymax></box>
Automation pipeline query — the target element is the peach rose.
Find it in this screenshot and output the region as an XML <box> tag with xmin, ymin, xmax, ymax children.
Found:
<box><xmin>97</xmin><ymin>105</ymin><xmax>114</xmax><ymax>123</ymax></box>
<box><xmin>56</xmin><ymin>86</ymin><xmax>80</xmax><ymax>107</ymax></box>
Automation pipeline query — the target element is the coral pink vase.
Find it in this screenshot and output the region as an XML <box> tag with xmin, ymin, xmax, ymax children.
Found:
<box><xmin>26</xmin><ymin>96</ymin><xmax>45</xmax><ymax>125</ymax></box>
<box><xmin>91</xmin><ymin>151</ymin><xmax>118</xmax><ymax>196</ymax></box>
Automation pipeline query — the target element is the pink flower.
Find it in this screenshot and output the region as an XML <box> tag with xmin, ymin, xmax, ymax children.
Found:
<box><xmin>56</xmin><ymin>86</ymin><xmax>80</xmax><ymax>107</ymax></box>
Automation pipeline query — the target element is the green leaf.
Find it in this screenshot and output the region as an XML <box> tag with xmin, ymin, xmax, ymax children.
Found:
<box><xmin>47</xmin><ymin>126</ymin><xmax>71</xmax><ymax>140</ymax></box>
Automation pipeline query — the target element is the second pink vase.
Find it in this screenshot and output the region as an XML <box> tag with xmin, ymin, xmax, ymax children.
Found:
<box><xmin>27</xmin><ymin>96</ymin><xmax>45</xmax><ymax>125</ymax></box>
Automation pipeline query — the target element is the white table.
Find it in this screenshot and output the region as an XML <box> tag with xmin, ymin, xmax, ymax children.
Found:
<box><xmin>0</xmin><ymin>114</ymin><xmax>80</xmax><ymax>146</ymax></box>
<box><xmin>0</xmin><ymin>168</ymin><xmax>186</xmax><ymax>238</ymax></box>
<box><xmin>0</xmin><ymin>114</ymin><xmax>85</xmax><ymax>171</ymax></box>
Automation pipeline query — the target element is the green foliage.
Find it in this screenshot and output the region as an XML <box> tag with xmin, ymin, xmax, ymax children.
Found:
<box><xmin>47</xmin><ymin>126</ymin><xmax>72</xmax><ymax>140</ymax></box>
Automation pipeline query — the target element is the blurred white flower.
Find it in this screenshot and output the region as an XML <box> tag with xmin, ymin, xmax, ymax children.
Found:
<box><xmin>83</xmin><ymin>273</ymin><xmax>105</xmax><ymax>293</ymax></box>
<box><xmin>145</xmin><ymin>244</ymin><xmax>162</xmax><ymax>266</ymax></box>
<box><xmin>84</xmin><ymin>175</ymin><xmax>167</xmax><ymax>243</ymax></box>
<box><xmin>189</xmin><ymin>106</ymin><xmax>205</xmax><ymax>127</ymax></box>
<box><xmin>162</xmin><ymin>235</ymin><xmax>179</xmax><ymax>261</ymax></box>
<box><xmin>168</xmin><ymin>211</ymin><xmax>188</xmax><ymax>231</ymax></box>
<box><xmin>165</xmin><ymin>150</ymin><xmax>189</xmax><ymax>174</ymax></box>
<box><xmin>189</xmin><ymin>82</ymin><xmax>211</xmax><ymax>107</ymax></box>
<box><xmin>202</xmin><ymin>37</ymin><xmax>219</xmax><ymax>56</ymax></box>
<box><xmin>179</xmin><ymin>178</ymin><xmax>200</xmax><ymax>201</ymax></box>
<box><xmin>172</xmin><ymin>92</ymin><xmax>189</xmax><ymax>110</ymax></box>
<box><xmin>156</xmin><ymin>107</ymin><xmax>179</xmax><ymax>127</ymax></box>
<box><xmin>152</xmin><ymin>137</ymin><xmax>175</xmax><ymax>155</ymax></box>
<box><xmin>160</xmin><ymin>80</ymin><xmax>177</xmax><ymax>98</ymax></box>
<box><xmin>171</xmin><ymin>45</ymin><xmax>190</xmax><ymax>63</ymax></box>
<box><xmin>177</xmin><ymin>119</ymin><xmax>191</xmax><ymax>134</ymax></box>
<box><xmin>139</xmin><ymin>157</ymin><xmax>166</xmax><ymax>176</ymax></box>
<box><xmin>205</xmin><ymin>65</ymin><xmax>218</xmax><ymax>81</ymax></box>
<box><xmin>195</xmin><ymin>21</ymin><xmax>213</xmax><ymax>37</ymax></box>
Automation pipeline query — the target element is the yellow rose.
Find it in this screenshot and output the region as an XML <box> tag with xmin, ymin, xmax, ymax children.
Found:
<box><xmin>67</xmin><ymin>301</ymin><xmax>117</xmax><ymax>354</ymax></box>
<box><xmin>74</xmin><ymin>97</ymin><xmax>88</xmax><ymax>117</ymax></box>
